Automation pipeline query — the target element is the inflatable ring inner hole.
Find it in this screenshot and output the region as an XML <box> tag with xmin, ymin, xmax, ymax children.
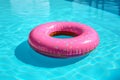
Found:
<box><xmin>49</xmin><ymin>31</ymin><xmax>79</xmax><ymax>38</ymax></box>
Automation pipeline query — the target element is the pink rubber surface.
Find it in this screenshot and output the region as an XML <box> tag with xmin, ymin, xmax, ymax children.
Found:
<box><xmin>28</xmin><ymin>22</ymin><xmax>99</xmax><ymax>58</ymax></box>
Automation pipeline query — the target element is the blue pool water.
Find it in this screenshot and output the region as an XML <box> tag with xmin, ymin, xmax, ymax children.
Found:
<box><xmin>0</xmin><ymin>0</ymin><xmax>120</xmax><ymax>80</ymax></box>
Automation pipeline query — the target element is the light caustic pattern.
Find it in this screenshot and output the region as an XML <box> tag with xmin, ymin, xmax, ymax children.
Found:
<box><xmin>0</xmin><ymin>0</ymin><xmax>120</xmax><ymax>80</ymax></box>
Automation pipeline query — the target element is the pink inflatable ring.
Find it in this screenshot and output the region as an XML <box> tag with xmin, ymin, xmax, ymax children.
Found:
<box><xmin>28</xmin><ymin>22</ymin><xmax>99</xmax><ymax>58</ymax></box>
